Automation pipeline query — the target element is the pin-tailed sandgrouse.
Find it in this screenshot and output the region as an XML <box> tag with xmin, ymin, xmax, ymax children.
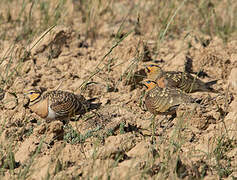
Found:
<box><xmin>145</xmin><ymin>64</ymin><xmax>217</xmax><ymax>93</ymax></box>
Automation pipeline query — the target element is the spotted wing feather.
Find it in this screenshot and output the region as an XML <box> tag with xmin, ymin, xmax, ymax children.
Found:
<box><xmin>164</xmin><ymin>71</ymin><xmax>215</xmax><ymax>93</ymax></box>
<box><xmin>43</xmin><ymin>91</ymin><xmax>88</xmax><ymax>118</ymax></box>
<box><xmin>145</xmin><ymin>86</ymin><xmax>193</xmax><ymax>115</ymax></box>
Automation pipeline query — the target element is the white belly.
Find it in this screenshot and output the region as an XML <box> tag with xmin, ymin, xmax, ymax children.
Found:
<box><xmin>46</xmin><ymin>106</ymin><xmax>56</xmax><ymax>120</ymax></box>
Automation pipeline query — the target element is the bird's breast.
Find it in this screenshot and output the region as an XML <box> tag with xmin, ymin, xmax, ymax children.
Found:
<box><xmin>29</xmin><ymin>98</ymin><xmax>49</xmax><ymax>119</ymax></box>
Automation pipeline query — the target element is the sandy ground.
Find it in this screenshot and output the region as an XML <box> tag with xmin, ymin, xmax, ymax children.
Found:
<box><xmin>0</xmin><ymin>1</ymin><xmax>237</xmax><ymax>179</ymax></box>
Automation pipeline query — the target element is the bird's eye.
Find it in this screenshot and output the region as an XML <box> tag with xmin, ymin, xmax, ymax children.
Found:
<box><xmin>147</xmin><ymin>80</ymin><xmax>151</xmax><ymax>83</ymax></box>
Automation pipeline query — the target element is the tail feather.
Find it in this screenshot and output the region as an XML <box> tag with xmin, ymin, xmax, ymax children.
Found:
<box><xmin>88</xmin><ymin>102</ymin><xmax>102</xmax><ymax>111</ymax></box>
<box><xmin>205</xmin><ymin>80</ymin><xmax>218</xmax><ymax>87</ymax></box>
<box><xmin>75</xmin><ymin>96</ymin><xmax>101</xmax><ymax>115</ymax></box>
<box><xmin>205</xmin><ymin>80</ymin><xmax>219</xmax><ymax>93</ymax></box>
<box><xmin>86</xmin><ymin>97</ymin><xmax>102</xmax><ymax>110</ymax></box>
<box><xmin>86</xmin><ymin>97</ymin><xmax>98</xmax><ymax>103</ymax></box>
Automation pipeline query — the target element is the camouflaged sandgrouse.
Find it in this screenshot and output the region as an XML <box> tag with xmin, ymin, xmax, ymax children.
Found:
<box><xmin>25</xmin><ymin>89</ymin><xmax>93</xmax><ymax>122</ymax></box>
<box><xmin>142</xmin><ymin>79</ymin><xmax>194</xmax><ymax>116</ymax></box>
<box><xmin>145</xmin><ymin>64</ymin><xmax>217</xmax><ymax>93</ymax></box>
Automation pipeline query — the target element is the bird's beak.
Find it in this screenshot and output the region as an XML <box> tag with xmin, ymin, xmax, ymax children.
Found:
<box><xmin>23</xmin><ymin>95</ymin><xmax>30</xmax><ymax>108</ymax></box>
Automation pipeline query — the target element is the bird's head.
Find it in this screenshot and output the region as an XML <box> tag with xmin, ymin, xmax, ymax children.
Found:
<box><xmin>24</xmin><ymin>89</ymin><xmax>43</xmax><ymax>105</ymax></box>
<box><xmin>145</xmin><ymin>64</ymin><xmax>163</xmax><ymax>79</ymax></box>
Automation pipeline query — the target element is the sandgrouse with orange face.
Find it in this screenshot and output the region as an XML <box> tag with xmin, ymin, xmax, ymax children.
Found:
<box><xmin>142</xmin><ymin>79</ymin><xmax>194</xmax><ymax>116</ymax></box>
<box><xmin>145</xmin><ymin>64</ymin><xmax>217</xmax><ymax>93</ymax></box>
<box><xmin>25</xmin><ymin>89</ymin><xmax>90</xmax><ymax>122</ymax></box>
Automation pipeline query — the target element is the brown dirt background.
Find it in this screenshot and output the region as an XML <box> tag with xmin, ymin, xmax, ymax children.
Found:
<box><xmin>0</xmin><ymin>0</ymin><xmax>237</xmax><ymax>179</ymax></box>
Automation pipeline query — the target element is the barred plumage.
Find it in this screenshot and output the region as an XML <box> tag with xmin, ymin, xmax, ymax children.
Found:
<box><xmin>145</xmin><ymin>64</ymin><xmax>217</xmax><ymax>93</ymax></box>
<box><xmin>25</xmin><ymin>89</ymin><xmax>90</xmax><ymax>122</ymax></box>
<box><xmin>142</xmin><ymin>80</ymin><xmax>193</xmax><ymax>115</ymax></box>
